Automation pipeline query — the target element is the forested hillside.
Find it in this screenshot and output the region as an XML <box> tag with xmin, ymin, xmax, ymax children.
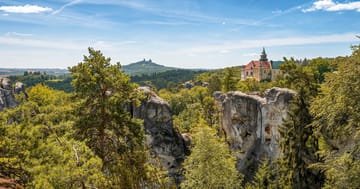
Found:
<box><xmin>122</xmin><ymin>59</ymin><xmax>177</xmax><ymax>75</ymax></box>
<box><xmin>131</xmin><ymin>69</ymin><xmax>207</xmax><ymax>89</ymax></box>
<box><xmin>1</xmin><ymin>44</ymin><xmax>360</xmax><ymax>188</ymax></box>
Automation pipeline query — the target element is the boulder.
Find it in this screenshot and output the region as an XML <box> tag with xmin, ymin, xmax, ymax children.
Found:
<box><xmin>0</xmin><ymin>77</ymin><xmax>19</xmax><ymax>111</ymax></box>
<box><xmin>214</xmin><ymin>87</ymin><xmax>296</xmax><ymax>176</ymax></box>
<box><xmin>0</xmin><ymin>78</ymin><xmax>11</xmax><ymax>90</ymax></box>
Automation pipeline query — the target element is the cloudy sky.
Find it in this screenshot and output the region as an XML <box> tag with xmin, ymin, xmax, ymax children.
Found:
<box><xmin>0</xmin><ymin>0</ymin><xmax>359</xmax><ymax>68</ymax></box>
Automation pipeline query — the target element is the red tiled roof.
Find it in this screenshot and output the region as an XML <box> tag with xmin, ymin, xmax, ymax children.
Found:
<box><xmin>244</xmin><ymin>60</ymin><xmax>271</xmax><ymax>70</ymax></box>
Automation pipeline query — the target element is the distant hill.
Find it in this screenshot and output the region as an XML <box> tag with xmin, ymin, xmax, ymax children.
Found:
<box><xmin>122</xmin><ymin>59</ymin><xmax>177</xmax><ymax>75</ymax></box>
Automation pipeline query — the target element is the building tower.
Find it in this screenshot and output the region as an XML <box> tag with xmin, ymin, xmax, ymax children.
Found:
<box><xmin>260</xmin><ymin>47</ymin><xmax>268</xmax><ymax>62</ymax></box>
<box><xmin>259</xmin><ymin>47</ymin><xmax>267</xmax><ymax>81</ymax></box>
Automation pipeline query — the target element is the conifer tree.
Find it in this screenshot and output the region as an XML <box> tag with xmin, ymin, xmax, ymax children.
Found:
<box><xmin>310</xmin><ymin>42</ymin><xmax>360</xmax><ymax>189</ymax></box>
<box><xmin>223</xmin><ymin>68</ymin><xmax>237</xmax><ymax>92</ymax></box>
<box><xmin>69</xmin><ymin>48</ymin><xmax>163</xmax><ymax>188</ymax></box>
<box><xmin>181</xmin><ymin>125</ymin><xmax>242</xmax><ymax>189</ymax></box>
<box><xmin>246</xmin><ymin>157</ymin><xmax>277</xmax><ymax>189</ymax></box>
<box><xmin>0</xmin><ymin>85</ymin><xmax>105</xmax><ymax>188</ymax></box>
<box><xmin>278</xmin><ymin>88</ymin><xmax>323</xmax><ymax>189</ymax></box>
<box><xmin>274</xmin><ymin>58</ymin><xmax>324</xmax><ymax>188</ymax></box>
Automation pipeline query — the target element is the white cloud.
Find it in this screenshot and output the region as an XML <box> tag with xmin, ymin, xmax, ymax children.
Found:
<box><xmin>0</xmin><ymin>4</ymin><xmax>52</xmax><ymax>14</ymax></box>
<box><xmin>2</xmin><ymin>13</ymin><xmax>9</xmax><ymax>16</ymax></box>
<box><xmin>0</xmin><ymin>36</ymin><xmax>83</xmax><ymax>50</ymax></box>
<box><xmin>303</xmin><ymin>0</ymin><xmax>360</xmax><ymax>12</ymax></box>
<box><xmin>183</xmin><ymin>33</ymin><xmax>358</xmax><ymax>54</ymax></box>
<box><xmin>0</xmin><ymin>36</ymin><xmax>137</xmax><ymax>51</ymax></box>
<box><xmin>5</xmin><ymin>32</ymin><xmax>33</xmax><ymax>37</ymax></box>
<box><xmin>52</xmin><ymin>0</ymin><xmax>82</xmax><ymax>15</ymax></box>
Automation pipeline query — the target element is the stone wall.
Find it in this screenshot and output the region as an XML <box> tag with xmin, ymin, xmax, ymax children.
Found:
<box><xmin>214</xmin><ymin>87</ymin><xmax>296</xmax><ymax>175</ymax></box>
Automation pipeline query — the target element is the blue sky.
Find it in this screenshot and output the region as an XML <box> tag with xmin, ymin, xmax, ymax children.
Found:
<box><xmin>0</xmin><ymin>0</ymin><xmax>359</xmax><ymax>69</ymax></box>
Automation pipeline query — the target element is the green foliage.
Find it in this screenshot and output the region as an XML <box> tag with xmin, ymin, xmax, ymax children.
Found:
<box><xmin>307</xmin><ymin>58</ymin><xmax>334</xmax><ymax>83</ymax></box>
<box><xmin>160</xmin><ymin>86</ymin><xmax>219</xmax><ymax>133</ymax></box>
<box><xmin>0</xmin><ymin>85</ymin><xmax>105</xmax><ymax>188</ymax></box>
<box><xmin>181</xmin><ymin>126</ymin><xmax>243</xmax><ymax>189</ymax></box>
<box><xmin>9</xmin><ymin>74</ymin><xmax>73</xmax><ymax>92</ymax></box>
<box><xmin>310</xmin><ymin>43</ymin><xmax>360</xmax><ymax>188</ymax></box>
<box><xmin>237</xmin><ymin>78</ymin><xmax>274</xmax><ymax>93</ymax></box>
<box><xmin>276</xmin><ymin>58</ymin><xmax>319</xmax><ymax>98</ymax></box>
<box><xmin>131</xmin><ymin>69</ymin><xmax>207</xmax><ymax>90</ymax></box>
<box><xmin>207</xmin><ymin>74</ymin><xmax>222</xmax><ymax>93</ymax></box>
<box><xmin>69</xmin><ymin>47</ymin><xmax>165</xmax><ymax>188</ymax></box>
<box><xmin>277</xmin><ymin>88</ymin><xmax>323</xmax><ymax>189</ymax></box>
<box><xmin>246</xmin><ymin>157</ymin><xmax>277</xmax><ymax>189</ymax></box>
<box><xmin>223</xmin><ymin>68</ymin><xmax>237</xmax><ymax>92</ymax></box>
<box><xmin>173</xmin><ymin>103</ymin><xmax>205</xmax><ymax>133</ymax></box>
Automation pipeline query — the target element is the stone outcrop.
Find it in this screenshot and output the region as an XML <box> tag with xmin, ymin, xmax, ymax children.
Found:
<box><xmin>214</xmin><ymin>87</ymin><xmax>296</xmax><ymax>175</ymax></box>
<box><xmin>0</xmin><ymin>77</ymin><xmax>19</xmax><ymax>111</ymax></box>
<box><xmin>0</xmin><ymin>177</ymin><xmax>24</xmax><ymax>189</ymax></box>
<box><xmin>134</xmin><ymin>87</ymin><xmax>187</xmax><ymax>182</ymax></box>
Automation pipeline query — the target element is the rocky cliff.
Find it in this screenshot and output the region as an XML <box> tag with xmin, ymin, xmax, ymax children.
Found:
<box><xmin>0</xmin><ymin>77</ymin><xmax>20</xmax><ymax>112</ymax></box>
<box><xmin>0</xmin><ymin>177</ymin><xmax>23</xmax><ymax>189</ymax></box>
<box><xmin>134</xmin><ymin>87</ymin><xmax>187</xmax><ymax>182</ymax></box>
<box><xmin>214</xmin><ymin>87</ymin><xmax>296</xmax><ymax>175</ymax></box>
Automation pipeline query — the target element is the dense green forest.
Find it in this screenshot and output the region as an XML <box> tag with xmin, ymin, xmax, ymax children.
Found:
<box><xmin>7</xmin><ymin>67</ymin><xmax>207</xmax><ymax>92</ymax></box>
<box><xmin>1</xmin><ymin>44</ymin><xmax>360</xmax><ymax>188</ymax></box>
<box><xmin>131</xmin><ymin>69</ymin><xmax>207</xmax><ymax>89</ymax></box>
<box><xmin>8</xmin><ymin>74</ymin><xmax>74</xmax><ymax>93</ymax></box>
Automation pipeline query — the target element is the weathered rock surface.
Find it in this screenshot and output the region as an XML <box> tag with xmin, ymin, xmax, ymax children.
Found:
<box><xmin>0</xmin><ymin>77</ymin><xmax>19</xmax><ymax>112</ymax></box>
<box><xmin>134</xmin><ymin>87</ymin><xmax>187</xmax><ymax>182</ymax></box>
<box><xmin>214</xmin><ymin>87</ymin><xmax>296</xmax><ymax>175</ymax></box>
<box><xmin>0</xmin><ymin>177</ymin><xmax>24</xmax><ymax>189</ymax></box>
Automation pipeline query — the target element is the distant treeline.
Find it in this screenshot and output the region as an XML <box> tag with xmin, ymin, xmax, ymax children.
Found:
<box><xmin>130</xmin><ymin>69</ymin><xmax>208</xmax><ymax>89</ymax></box>
<box><xmin>9</xmin><ymin>74</ymin><xmax>74</xmax><ymax>92</ymax></box>
<box><xmin>7</xmin><ymin>69</ymin><xmax>208</xmax><ymax>92</ymax></box>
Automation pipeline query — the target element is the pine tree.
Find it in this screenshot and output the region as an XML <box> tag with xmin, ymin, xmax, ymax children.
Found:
<box><xmin>310</xmin><ymin>42</ymin><xmax>360</xmax><ymax>189</ymax></box>
<box><xmin>69</xmin><ymin>48</ymin><xmax>162</xmax><ymax>188</ymax></box>
<box><xmin>0</xmin><ymin>85</ymin><xmax>105</xmax><ymax>188</ymax></box>
<box><xmin>278</xmin><ymin>88</ymin><xmax>323</xmax><ymax>189</ymax></box>
<box><xmin>181</xmin><ymin>125</ymin><xmax>243</xmax><ymax>189</ymax></box>
<box><xmin>223</xmin><ymin>68</ymin><xmax>237</xmax><ymax>92</ymax></box>
<box><xmin>246</xmin><ymin>157</ymin><xmax>277</xmax><ymax>189</ymax></box>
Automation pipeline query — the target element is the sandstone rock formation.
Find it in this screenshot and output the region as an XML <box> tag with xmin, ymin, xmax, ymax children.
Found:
<box><xmin>0</xmin><ymin>177</ymin><xmax>24</xmax><ymax>189</ymax></box>
<box><xmin>214</xmin><ymin>87</ymin><xmax>296</xmax><ymax>175</ymax></box>
<box><xmin>14</xmin><ymin>82</ymin><xmax>26</xmax><ymax>97</ymax></box>
<box><xmin>0</xmin><ymin>77</ymin><xmax>19</xmax><ymax>112</ymax></box>
<box><xmin>134</xmin><ymin>87</ymin><xmax>187</xmax><ymax>182</ymax></box>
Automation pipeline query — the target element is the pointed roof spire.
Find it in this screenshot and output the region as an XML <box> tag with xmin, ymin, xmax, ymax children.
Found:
<box><xmin>260</xmin><ymin>47</ymin><xmax>268</xmax><ymax>62</ymax></box>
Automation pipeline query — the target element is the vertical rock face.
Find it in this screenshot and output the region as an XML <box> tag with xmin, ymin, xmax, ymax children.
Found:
<box><xmin>134</xmin><ymin>87</ymin><xmax>186</xmax><ymax>181</ymax></box>
<box><xmin>0</xmin><ymin>77</ymin><xmax>19</xmax><ymax>112</ymax></box>
<box><xmin>214</xmin><ymin>87</ymin><xmax>296</xmax><ymax>174</ymax></box>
